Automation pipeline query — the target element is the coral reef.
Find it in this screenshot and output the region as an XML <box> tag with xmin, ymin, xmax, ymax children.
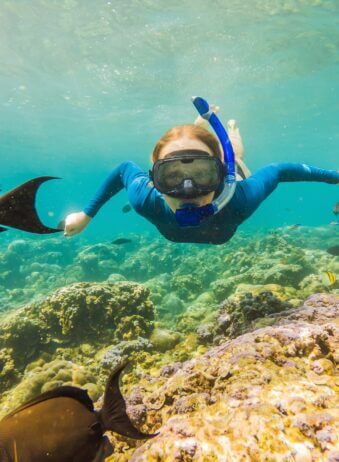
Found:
<box><xmin>214</xmin><ymin>289</ymin><xmax>293</xmax><ymax>340</ymax></box>
<box><xmin>0</xmin><ymin>227</ymin><xmax>337</xmax><ymax>313</ymax></box>
<box><xmin>1</xmin><ymin>358</ymin><xmax>100</xmax><ymax>418</ymax></box>
<box><xmin>100</xmin><ymin>337</ymin><xmax>153</xmax><ymax>371</ymax></box>
<box><xmin>150</xmin><ymin>328</ymin><xmax>182</xmax><ymax>353</ymax></box>
<box><xmin>0</xmin><ymin>227</ymin><xmax>338</xmax><ymax>460</ymax></box>
<box><xmin>0</xmin><ymin>281</ymin><xmax>154</xmax><ymax>393</ymax></box>
<box><xmin>124</xmin><ymin>293</ymin><xmax>339</xmax><ymax>462</ymax></box>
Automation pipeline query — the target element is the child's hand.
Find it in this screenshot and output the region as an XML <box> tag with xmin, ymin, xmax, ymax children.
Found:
<box><xmin>63</xmin><ymin>212</ymin><xmax>91</xmax><ymax>237</ymax></box>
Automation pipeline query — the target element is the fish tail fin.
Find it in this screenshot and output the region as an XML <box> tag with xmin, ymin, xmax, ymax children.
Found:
<box><xmin>0</xmin><ymin>177</ymin><xmax>61</xmax><ymax>234</ymax></box>
<box><xmin>13</xmin><ymin>440</ymin><xmax>19</xmax><ymax>462</ymax></box>
<box><xmin>99</xmin><ymin>363</ymin><xmax>158</xmax><ymax>440</ymax></box>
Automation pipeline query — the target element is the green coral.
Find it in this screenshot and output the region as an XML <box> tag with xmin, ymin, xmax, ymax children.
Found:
<box><xmin>216</xmin><ymin>289</ymin><xmax>293</xmax><ymax>339</ymax></box>
<box><xmin>30</xmin><ymin>281</ymin><xmax>154</xmax><ymax>344</ymax></box>
<box><xmin>0</xmin><ymin>281</ymin><xmax>154</xmax><ymax>392</ymax></box>
<box><xmin>0</xmin><ymin>358</ymin><xmax>101</xmax><ymax>417</ymax></box>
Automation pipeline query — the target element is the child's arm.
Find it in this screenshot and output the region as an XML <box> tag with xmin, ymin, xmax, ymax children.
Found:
<box><xmin>64</xmin><ymin>162</ymin><xmax>148</xmax><ymax>236</ymax></box>
<box><xmin>83</xmin><ymin>161</ymin><xmax>146</xmax><ymax>218</ymax></box>
<box><xmin>237</xmin><ymin>162</ymin><xmax>339</xmax><ymax>220</ymax></box>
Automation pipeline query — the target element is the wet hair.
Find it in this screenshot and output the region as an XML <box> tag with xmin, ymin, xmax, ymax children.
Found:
<box><xmin>151</xmin><ymin>124</ymin><xmax>222</xmax><ymax>163</ymax></box>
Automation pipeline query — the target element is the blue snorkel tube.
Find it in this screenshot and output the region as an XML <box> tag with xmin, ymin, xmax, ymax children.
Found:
<box><xmin>175</xmin><ymin>97</ymin><xmax>237</xmax><ymax>227</ymax></box>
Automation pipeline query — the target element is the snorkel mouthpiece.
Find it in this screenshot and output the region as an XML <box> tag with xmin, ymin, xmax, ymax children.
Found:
<box><xmin>176</xmin><ymin>203</ymin><xmax>215</xmax><ymax>227</ymax></box>
<box><xmin>174</xmin><ymin>97</ymin><xmax>236</xmax><ymax>227</ymax></box>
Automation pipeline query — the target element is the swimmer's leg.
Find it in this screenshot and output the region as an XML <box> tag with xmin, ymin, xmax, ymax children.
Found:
<box><xmin>227</xmin><ymin>119</ymin><xmax>251</xmax><ymax>179</ymax></box>
<box><xmin>194</xmin><ymin>110</ymin><xmax>251</xmax><ymax>179</ymax></box>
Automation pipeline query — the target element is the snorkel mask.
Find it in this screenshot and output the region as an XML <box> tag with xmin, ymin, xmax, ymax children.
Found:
<box><xmin>151</xmin><ymin>149</ymin><xmax>226</xmax><ymax>199</ymax></box>
<box><xmin>151</xmin><ymin>97</ymin><xmax>236</xmax><ymax>227</ymax></box>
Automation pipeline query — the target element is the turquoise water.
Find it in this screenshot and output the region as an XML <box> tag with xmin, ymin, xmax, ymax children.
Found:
<box><xmin>1</xmin><ymin>0</ymin><xmax>338</xmax><ymax>241</ymax></box>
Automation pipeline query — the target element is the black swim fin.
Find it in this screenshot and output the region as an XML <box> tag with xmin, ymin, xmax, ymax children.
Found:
<box><xmin>0</xmin><ymin>177</ymin><xmax>61</xmax><ymax>234</ymax></box>
<box><xmin>99</xmin><ymin>363</ymin><xmax>159</xmax><ymax>440</ymax></box>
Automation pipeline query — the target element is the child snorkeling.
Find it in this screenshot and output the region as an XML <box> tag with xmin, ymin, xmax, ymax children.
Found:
<box><xmin>62</xmin><ymin>97</ymin><xmax>338</xmax><ymax>245</ymax></box>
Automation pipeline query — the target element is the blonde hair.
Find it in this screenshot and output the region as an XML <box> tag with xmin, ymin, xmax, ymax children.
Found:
<box><xmin>151</xmin><ymin>124</ymin><xmax>222</xmax><ymax>163</ymax></box>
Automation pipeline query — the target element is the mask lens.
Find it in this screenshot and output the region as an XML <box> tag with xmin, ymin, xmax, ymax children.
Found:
<box><xmin>156</xmin><ymin>157</ymin><xmax>220</xmax><ymax>191</ymax></box>
<box><xmin>157</xmin><ymin>163</ymin><xmax>185</xmax><ymax>188</ymax></box>
<box><xmin>190</xmin><ymin>158</ymin><xmax>219</xmax><ymax>187</ymax></box>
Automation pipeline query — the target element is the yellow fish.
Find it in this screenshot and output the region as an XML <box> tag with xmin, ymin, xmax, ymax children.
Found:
<box><xmin>323</xmin><ymin>271</ymin><xmax>336</xmax><ymax>286</ymax></box>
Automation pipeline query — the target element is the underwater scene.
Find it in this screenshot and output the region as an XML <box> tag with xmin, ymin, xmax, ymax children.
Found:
<box><xmin>0</xmin><ymin>0</ymin><xmax>338</xmax><ymax>461</ymax></box>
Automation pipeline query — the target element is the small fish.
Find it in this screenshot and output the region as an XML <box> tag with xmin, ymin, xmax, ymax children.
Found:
<box><xmin>323</xmin><ymin>271</ymin><xmax>337</xmax><ymax>286</ymax></box>
<box><xmin>333</xmin><ymin>202</ymin><xmax>339</xmax><ymax>215</ymax></box>
<box><xmin>326</xmin><ymin>246</ymin><xmax>339</xmax><ymax>256</ymax></box>
<box><xmin>122</xmin><ymin>203</ymin><xmax>132</xmax><ymax>213</ymax></box>
<box><xmin>0</xmin><ymin>363</ymin><xmax>157</xmax><ymax>461</ymax></box>
<box><xmin>112</xmin><ymin>238</ymin><xmax>133</xmax><ymax>245</ymax></box>
<box><xmin>0</xmin><ymin>177</ymin><xmax>61</xmax><ymax>234</ymax></box>
<box><xmin>287</xmin><ymin>224</ymin><xmax>302</xmax><ymax>230</ymax></box>
<box><xmin>329</xmin><ymin>221</ymin><xmax>339</xmax><ymax>226</ymax></box>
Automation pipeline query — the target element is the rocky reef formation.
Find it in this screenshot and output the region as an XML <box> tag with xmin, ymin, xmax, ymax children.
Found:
<box><xmin>0</xmin><ymin>227</ymin><xmax>338</xmax><ymax>460</ymax></box>
<box><xmin>121</xmin><ymin>293</ymin><xmax>339</xmax><ymax>462</ymax></box>
<box><xmin>0</xmin><ymin>226</ymin><xmax>337</xmax><ymax>313</ymax></box>
<box><xmin>0</xmin><ymin>281</ymin><xmax>154</xmax><ymax>403</ymax></box>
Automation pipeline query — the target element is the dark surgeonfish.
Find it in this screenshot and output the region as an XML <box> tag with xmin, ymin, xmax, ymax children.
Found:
<box><xmin>122</xmin><ymin>203</ymin><xmax>132</xmax><ymax>213</ymax></box>
<box><xmin>0</xmin><ymin>177</ymin><xmax>61</xmax><ymax>234</ymax></box>
<box><xmin>327</xmin><ymin>245</ymin><xmax>339</xmax><ymax>256</ymax></box>
<box><xmin>333</xmin><ymin>202</ymin><xmax>339</xmax><ymax>215</ymax></box>
<box><xmin>112</xmin><ymin>238</ymin><xmax>133</xmax><ymax>245</ymax></box>
<box><xmin>0</xmin><ymin>364</ymin><xmax>157</xmax><ymax>462</ymax></box>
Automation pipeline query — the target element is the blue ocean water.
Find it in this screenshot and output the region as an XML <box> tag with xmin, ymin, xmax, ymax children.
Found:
<box><xmin>0</xmin><ymin>0</ymin><xmax>338</xmax><ymax>240</ymax></box>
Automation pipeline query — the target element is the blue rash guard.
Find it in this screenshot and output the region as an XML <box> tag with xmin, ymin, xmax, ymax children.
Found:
<box><xmin>84</xmin><ymin>162</ymin><xmax>339</xmax><ymax>245</ymax></box>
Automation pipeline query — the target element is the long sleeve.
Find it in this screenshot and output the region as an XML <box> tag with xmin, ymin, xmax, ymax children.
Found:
<box><xmin>83</xmin><ymin>161</ymin><xmax>148</xmax><ymax>217</ymax></box>
<box><xmin>235</xmin><ymin>162</ymin><xmax>339</xmax><ymax>220</ymax></box>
